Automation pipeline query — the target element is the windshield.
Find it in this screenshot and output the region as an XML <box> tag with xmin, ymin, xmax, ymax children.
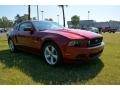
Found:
<box><xmin>33</xmin><ymin>21</ymin><xmax>63</xmax><ymax>30</ymax></box>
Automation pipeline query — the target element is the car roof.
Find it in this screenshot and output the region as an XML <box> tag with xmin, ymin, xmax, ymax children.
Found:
<box><xmin>20</xmin><ymin>20</ymin><xmax>53</xmax><ymax>23</ymax></box>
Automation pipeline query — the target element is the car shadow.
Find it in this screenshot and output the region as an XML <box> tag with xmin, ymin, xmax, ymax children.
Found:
<box><xmin>0</xmin><ymin>50</ymin><xmax>104</xmax><ymax>84</ymax></box>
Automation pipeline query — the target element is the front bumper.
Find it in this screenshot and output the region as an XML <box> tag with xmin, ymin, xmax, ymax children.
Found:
<box><xmin>63</xmin><ymin>42</ymin><xmax>104</xmax><ymax>63</ymax></box>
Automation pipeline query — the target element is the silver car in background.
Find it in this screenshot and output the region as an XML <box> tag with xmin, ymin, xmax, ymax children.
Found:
<box><xmin>88</xmin><ymin>27</ymin><xmax>99</xmax><ymax>33</ymax></box>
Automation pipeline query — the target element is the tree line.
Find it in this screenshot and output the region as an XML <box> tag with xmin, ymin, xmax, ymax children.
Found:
<box><xmin>0</xmin><ymin>14</ymin><xmax>54</xmax><ymax>30</ymax></box>
<box><xmin>0</xmin><ymin>17</ymin><xmax>14</xmax><ymax>30</ymax></box>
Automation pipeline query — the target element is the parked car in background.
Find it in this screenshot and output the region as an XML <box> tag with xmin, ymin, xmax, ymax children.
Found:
<box><xmin>0</xmin><ymin>28</ymin><xmax>4</xmax><ymax>33</ymax></box>
<box><xmin>102</xmin><ymin>27</ymin><xmax>117</xmax><ymax>33</ymax></box>
<box><xmin>87</xmin><ymin>27</ymin><xmax>99</xmax><ymax>33</ymax></box>
<box><xmin>7</xmin><ymin>21</ymin><xmax>104</xmax><ymax>66</ymax></box>
<box><xmin>0</xmin><ymin>28</ymin><xmax>8</xmax><ymax>33</ymax></box>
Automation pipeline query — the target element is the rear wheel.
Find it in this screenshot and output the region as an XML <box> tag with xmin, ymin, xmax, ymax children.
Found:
<box><xmin>42</xmin><ymin>42</ymin><xmax>62</xmax><ymax>66</ymax></box>
<box><xmin>8</xmin><ymin>39</ymin><xmax>17</xmax><ymax>52</ymax></box>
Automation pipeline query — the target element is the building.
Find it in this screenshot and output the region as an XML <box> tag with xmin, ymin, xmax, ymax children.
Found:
<box><xmin>67</xmin><ymin>20</ymin><xmax>120</xmax><ymax>30</ymax></box>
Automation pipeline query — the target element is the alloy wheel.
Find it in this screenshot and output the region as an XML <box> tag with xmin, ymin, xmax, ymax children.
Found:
<box><xmin>44</xmin><ymin>45</ymin><xmax>58</xmax><ymax>65</ymax></box>
<box><xmin>8</xmin><ymin>40</ymin><xmax>14</xmax><ymax>52</ymax></box>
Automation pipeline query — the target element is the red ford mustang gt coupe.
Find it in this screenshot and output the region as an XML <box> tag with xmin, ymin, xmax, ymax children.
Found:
<box><xmin>7</xmin><ymin>21</ymin><xmax>104</xmax><ymax>66</ymax></box>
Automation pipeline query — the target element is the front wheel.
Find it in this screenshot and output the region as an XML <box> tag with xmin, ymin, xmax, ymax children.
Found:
<box><xmin>42</xmin><ymin>42</ymin><xmax>62</xmax><ymax>66</ymax></box>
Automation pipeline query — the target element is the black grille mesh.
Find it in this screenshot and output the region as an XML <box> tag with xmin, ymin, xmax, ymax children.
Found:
<box><xmin>88</xmin><ymin>37</ymin><xmax>102</xmax><ymax>47</ymax></box>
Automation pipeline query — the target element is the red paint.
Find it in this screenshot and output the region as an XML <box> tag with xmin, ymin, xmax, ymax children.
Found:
<box><xmin>7</xmin><ymin>21</ymin><xmax>104</xmax><ymax>63</ymax></box>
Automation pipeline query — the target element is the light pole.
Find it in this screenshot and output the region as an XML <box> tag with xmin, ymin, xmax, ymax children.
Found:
<box><xmin>57</xmin><ymin>14</ymin><xmax>59</xmax><ymax>24</ymax></box>
<box><xmin>37</xmin><ymin>5</ymin><xmax>39</xmax><ymax>20</ymax></box>
<box><xmin>88</xmin><ymin>11</ymin><xmax>90</xmax><ymax>20</ymax></box>
<box><xmin>88</xmin><ymin>11</ymin><xmax>90</xmax><ymax>28</ymax></box>
<box><xmin>41</xmin><ymin>11</ymin><xmax>44</xmax><ymax>20</ymax></box>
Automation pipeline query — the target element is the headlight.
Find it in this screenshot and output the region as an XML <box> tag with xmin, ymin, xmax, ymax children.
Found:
<box><xmin>68</xmin><ymin>40</ymin><xmax>83</xmax><ymax>47</ymax></box>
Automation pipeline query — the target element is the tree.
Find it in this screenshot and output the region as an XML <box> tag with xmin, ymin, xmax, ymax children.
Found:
<box><xmin>14</xmin><ymin>14</ymin><xmax>22</xmax><ymax>24</ymax></box>
<box><xmin>0</xmin><ymin>17</ymin><xmax>13</xmax><ymax>29</ymax></box>
<box><xmin>71</xmin><ymin>15</ymin><xmax>80</xmax><ymax>29</ymax></box>
<box><xmin>0</xmin><ymin>19</ymin><xmax>2</xmax><ymax>27</ymax></box>
<box><xmin>58</xmin><ymin>5</ymin><xmax>68</xmax><ymax>27</ymax></box>
<box><xmin>1</xmin><ymin>17</ymin><xmax>9</xmax><ymax>29</ymax></box>
<box><xmin>14</xmin><ymin>14</ymin><xmax>29</xmax><ymax>24</ymax></box>
<box><xmin>0</xmin><ymin>17</ymin><xmax>9</xmax><ymax>29</ymax></box>
<box><xmin>21</xmin><ymin>14</ymin><xmax>29</xmax><ymax>21</ymax></box>
<box><xmin>8</xmin><ymin>20</ymin><xmax>14</xmax><ymax>27</ymax></box>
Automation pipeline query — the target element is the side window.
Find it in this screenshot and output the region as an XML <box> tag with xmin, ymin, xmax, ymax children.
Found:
<box><xmin>19</xmin><ymin>22</ymin><xmax>33</xmax><ymax>31</ymax></box>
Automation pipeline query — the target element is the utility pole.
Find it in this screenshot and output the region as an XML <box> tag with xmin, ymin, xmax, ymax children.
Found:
<box><xmin>28</xmin><ymin>5</ymin><xmax>31</xmax><ymax>20</ymax></box>
<box><xmin>41</xmin><ymin>11</ymin><xmax>44</xmax><ymax>20</ymax></box>
<box><xmin>62</xmin><ymin>6</ymin><xmax>65</xmax><ymax>27</ymax></box>
<box><xmin>58</xmin><ymin>5</ymin><xmax>68</xmax><ymax>27</ymax></box>
<box><xmin>37</xmin><ymin>5</ymin><xmax>39</xmax><ymax>20</ymax></box>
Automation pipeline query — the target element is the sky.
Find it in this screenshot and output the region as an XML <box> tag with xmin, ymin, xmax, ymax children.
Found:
<box><xmin>0</xmin><ymin>5</ymin><xmax>120</xmax><ymax>26</ymax></box>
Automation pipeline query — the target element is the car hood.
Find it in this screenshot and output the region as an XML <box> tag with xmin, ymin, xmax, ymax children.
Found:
<box><xmin>43</xmin><ymin>29</ymin><xmax>102</xmax><ymax>39</ymax></box>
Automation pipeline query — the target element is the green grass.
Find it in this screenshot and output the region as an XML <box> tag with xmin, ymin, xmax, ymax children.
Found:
<box><xmin>0</xmin><ymin>33</ymin><xmax>120</xmax><ymax>84</ymax></box>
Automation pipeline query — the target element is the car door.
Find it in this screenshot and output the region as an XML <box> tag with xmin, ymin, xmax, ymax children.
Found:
<box><xmin>15</xmin><ymin>22</ymin><xmax>32</xmax><ymax>49</ymax></box>
<box><xmin>16</xmin><ymin>22</ymin><xmax>41</xmax><ymax>52</ymax></box>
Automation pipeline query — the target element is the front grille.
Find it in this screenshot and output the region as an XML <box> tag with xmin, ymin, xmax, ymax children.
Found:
<box><xmin>88</xmin><ymin>37</ymin><xmax>102</xmax><ymax>47</ymax></box>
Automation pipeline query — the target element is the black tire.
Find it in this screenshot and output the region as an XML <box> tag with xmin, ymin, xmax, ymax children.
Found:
<box><xmin>42</xmin><ymin>42</ymin><xmax>63</xmax><ymax>66</ymax></box>
<box><xmin>8</xmin><ymin>39</ymin><xmax>17</xmax><ymax>53</ymax></box>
